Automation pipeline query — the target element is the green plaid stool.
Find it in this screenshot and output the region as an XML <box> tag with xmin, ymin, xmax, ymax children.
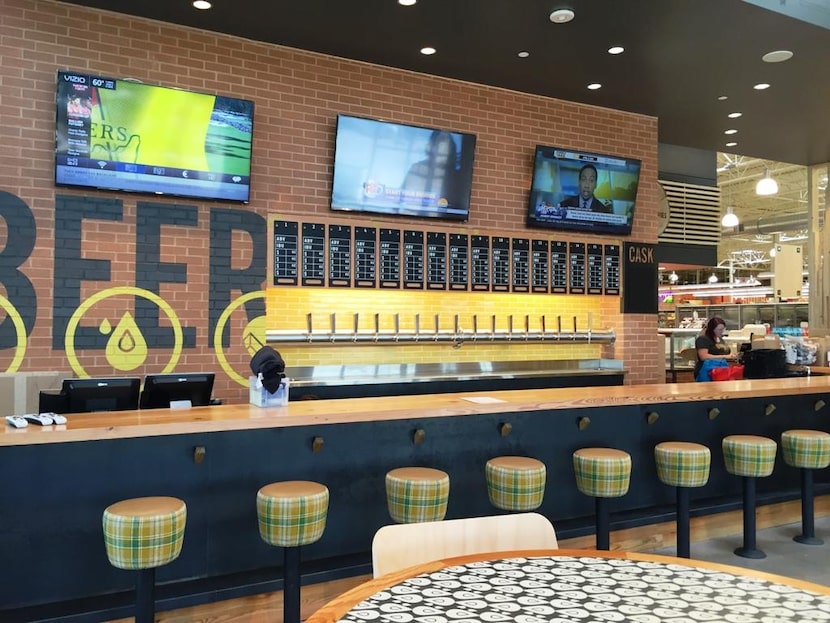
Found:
<box><xmin>485</xmin><ymin>456</ymin><xmax>546</xmax><ymax>512</ymax></box>
<box><xmin>102</xmin><ymin>496</ymin><xmax>187</xmax><ymax>623</ymax></box>
<box><xmin>723</xmin><ymin>434</ymin><xmax>777</xmax><ymax>559</ymax></box>
<box><xmin>257</xmin><ymin>481</ymin><xmax>329</xmax><ymax>623</ymax></box>
<box><xmin>386</xmin><ymin>467</ymin><xmax>450</xmax><ymax>523</ymax></box>
<box><xmin>782</xmin><ymin>429</ymin><xmax>830</xmax><ymax>545</ymax></box>
<box><xmin>655</xmin><ymin>442</ymin><xmax>711</xmax><ymax>558</ymax></box>
<box><xmin>573</xmin><ymin>447</ymin><xmax>631</xmax><ymax>550</ymax></box>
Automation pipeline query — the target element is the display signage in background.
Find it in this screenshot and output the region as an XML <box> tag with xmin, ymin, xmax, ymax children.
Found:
<box><xmin>511</xmin><ymin>238</ymin><xmax>530</xmax><ymax>293</ymax></box>
<box><xmin>273</xmin><ymin>220</ymin><xmax>299</xmax><ymax>286</ymax></box>
<box><xmin>550</xmin><ymin>240</ymin><xmax>568</xmax><ymax>294</ymax></box>
<box><xmin>403</xmin><ymin>230</ymin><xmax>425</xmax><ymax>289</ymax></box>
<box><xmin>492</xmin><ymin>236</ymin><xmax>510</xmax><ymax>292</ymax></box>
<box><xmin>587</xmin><ymin>243</ymin><xmax>604</xmax><ymax>295</ymax></box>
<box><xmin>622</xmin><ymin>242</ymin><xmax>657</xmax><ymax>313</ymax></box>
<box><xmin>471</xmin><ymin>235</ymin><xmax>491</xmax><ymax>291</ymax></box>
<box><xmin>354</xmin><ymin>226</ymin><xmax>377</xmax><ymax>288</ymax></box>
<box><xmin>604</xmin><ymin>244</ymin><xmax>621</xmax><ymax>295</ymax></box>
<box><xmin>449</xmin><ymin>233</ymin><xmax>469</xmax><ymax>290</ymax></box>
<box><xmin>328</xmin><ymin>224</ymin><xmax>352</xmax><ymax>287</ymax></box>
<box><xmin>531</xmin><ymin>239</ymin><xmax>549</xmax><ymax>293</ymax></box>
<box><xmin>379</xmin><ymin>228</ymin><xmax>401</xmax><ymax>288</ymax></box>
<box><xmin>568</xmin><ymin>242</ymin><xmax>586</xmax><ymax>295</ymax></box>
<box><xmin>426</xmin><ymin>232</ymin><xmax>447</xmax><ymax>290</ymax></box>
<box><xmin>301</xmin><ymin>222</ymin><xmax>326</xmax><ymax>286</ymax></box>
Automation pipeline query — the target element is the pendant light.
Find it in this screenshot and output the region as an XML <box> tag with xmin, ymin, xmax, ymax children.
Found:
<box><xmin>756</xmin><ymin>168</ymin><xmax>778</xmax><ymax>195</ymax></box>
<box><xmin>721</xmin><ymin>206</ymin><xmax>739</xmax><ymax>227</ymax></box>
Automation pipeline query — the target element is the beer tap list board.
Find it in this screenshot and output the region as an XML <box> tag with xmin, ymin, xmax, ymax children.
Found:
<box><xmin>273</xmin><ymin>219</ymin><xmax>621</xmax><ymax>295</ymax></box>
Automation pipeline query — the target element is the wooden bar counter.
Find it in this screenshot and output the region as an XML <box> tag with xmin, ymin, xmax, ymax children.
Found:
<box><xmin>3</xmin><ymin>377</ymin><xmax>830</xmax><ymax>621</ymax></box>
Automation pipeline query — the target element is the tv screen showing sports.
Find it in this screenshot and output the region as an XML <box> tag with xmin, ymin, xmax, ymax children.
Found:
<box><xmin>61</xmin><ymin>377</ymin><xmax>141</xmax><ymax>413</ymax></box>
<box><xmin>55</xmin><ymin>70</ymin><xmax>254</xmax><ymax>202</ymax></box>
<box><xmin>331</xmin><ymin>114</ymin><xmax>476</xmax><ymax>221</ymax></box>
<box><xmin>139</xmin><ymin>372</ymin><xmax>215</xmax><ymax>409</ymax></box>
<box><xmin>526</xmin><ymin>146</ymin><xmax>641</xmax><ymax>236</ymax></box>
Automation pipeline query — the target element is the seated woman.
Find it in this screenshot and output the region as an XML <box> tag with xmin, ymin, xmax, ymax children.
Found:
<box><xmin>695</xmin><ymin>316</ymin><xmax>736</xmax><ymax>381</ymax></box>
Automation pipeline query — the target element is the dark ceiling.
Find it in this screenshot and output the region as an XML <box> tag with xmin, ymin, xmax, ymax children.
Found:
<box><xmin>64</xmin><ymin>0</ymin><xmax>830</xmax><ymax>166</ymax></box>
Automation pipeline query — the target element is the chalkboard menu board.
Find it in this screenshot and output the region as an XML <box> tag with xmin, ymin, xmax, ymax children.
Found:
<box><xmin>449</xmin><ymin>233</ymin><xmax>469</xmax><ymax>291</ymax></box>
<box><xmin>492</xmin><ymin>236</ymin><xmax>510</xmax><ymax>292</ymax></box>
<box><xmin>587</xmin><ymin>243</ymin><xmax>604</xmax><ymax>295</ymax></box>
<box><xmin>379</xmin><ymin>228</ymin><xmax>401</xmax><ymax>289</ymax></box>
<box><xmin>531</xmin><ymin>239</ymin><xmax>549</xmax><ymax>293</ymax></box>
<box><xmin>569</xmin><ymin>241</ymin><xmax>586</xmax><ymax>295</ymax></box>
<box><xmin>273</xmin><ymin>220</ymin><xmax>299</xmax><ymax>286</ymax></box>
<box><xmin>512</xmin><ymin>238</ymin><xmax>530</xmax><ymax>292</ymax></box>
<box><xmin>550</xmin><ymin>240</ymin><xmax>568</xmax><ymax>294</ymax></box>
<box><xmin>301</xmin><ymin>222</ymin><xmax>326</xmax><ymax>286</ymax></box>
<box><xmin>426</xmin><ymin>232</ymin><xmax>447</xmax><ymax>290</ymax></box>
<box><xmin>403</xmin><ymin>230</ymin><xmax>425</xmax><ymax>289</ymax></box>
<box><xmin>328</xmin><ymin>224</ymin><xmax>352</xmax><ymax>287</ymax></box>
<box><xmin>471</xmin><ymin>235</ymin><xmax>490</xmax><ymax>291</ymax></box>
<box><xmin>354</xmin><ymin>226</ymin><xmax>377</xmax><ymax>288</ymax></box>
<box><xmin>604</xmin><ymin>244</ymin><xmax>621</xmax><ymax>295</ymax></box>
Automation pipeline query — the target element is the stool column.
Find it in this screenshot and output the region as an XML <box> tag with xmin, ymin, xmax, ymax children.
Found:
<box><xmin>676</xmin><ymin>487</ymin><xmax>691</xmax><ymax>558</ymax></box>
<box><xmin>736</xmin><ymin>475</ymin><xmax>763</xmax><ymax>558</ymax></box>
<box><xmin>135</xmin><ymin>568</ymin><xmax>155</xmax><ymax>623</ymax></box>
<box><xmin>781</xmin><ymin>429</ymin><xmax>830</xmax><ymax>546</ymax></box>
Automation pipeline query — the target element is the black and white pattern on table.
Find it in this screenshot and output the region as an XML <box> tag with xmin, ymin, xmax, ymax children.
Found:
<box><xmin>340</xmin><ymin>556</ymin><xmax>830</xmax><ymax>623</ymax></box>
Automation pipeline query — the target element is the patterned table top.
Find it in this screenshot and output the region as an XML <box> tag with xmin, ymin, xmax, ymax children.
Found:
<box><xmin>337</xmin><ymin>555</ymin><xmax>830</xmax><ymax>623</ymax></box>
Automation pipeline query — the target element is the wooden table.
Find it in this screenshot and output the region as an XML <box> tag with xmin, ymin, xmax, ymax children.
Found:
<box><xmin>308</xmin><ymin>549</ymin><xmax>830</xmax><ymax>623</ymax></box>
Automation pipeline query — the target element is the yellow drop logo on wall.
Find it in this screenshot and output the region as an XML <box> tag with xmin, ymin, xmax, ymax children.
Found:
<box><xmin>102</xmin><ymin>311</ymin><xmax>148</xmax><ymax>371</ymax></box>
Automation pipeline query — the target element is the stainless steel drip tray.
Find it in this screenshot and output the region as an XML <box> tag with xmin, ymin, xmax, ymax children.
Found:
<box><xmin>287</xmin><ymin>359</ymin><xmax>624</xmax><ymax>387</ymax></box>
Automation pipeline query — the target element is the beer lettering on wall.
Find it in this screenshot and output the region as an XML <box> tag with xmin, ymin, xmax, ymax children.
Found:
<box><xmin>622</xmin><ymin>242</ymin><xmax>657</xmax><ymax>314</ymax></box>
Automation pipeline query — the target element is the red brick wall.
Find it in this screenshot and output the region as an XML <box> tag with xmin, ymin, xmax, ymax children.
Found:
<box><xmin>0</xmin><ymin>0</ymin><xmax>662</xmax><ymax>403</ymax></box>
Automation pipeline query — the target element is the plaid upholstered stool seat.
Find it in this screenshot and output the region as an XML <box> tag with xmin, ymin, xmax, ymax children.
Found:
<box><xmin>485</xmin><ymin>456</ymin><xmax>546</xmax><ymax>512</ymax></box>
<box><xmin>102</xmin><ymin>496</ymin><xmax>187</xmax><ymax>623</ymax></box>
<box><xmin>723</xmin><ymin>434</ymin><xmax>777</xmax><ymax>559</ymax></box>
<box><xmin>573</xmin><ymin>447</ymin><xmax>631</xmax><ymax>550</ymax></box>
<box><xmin>257</xmin><ymin>481</ymin><xmax>329</xmax><ymax>623</ymax></box>
<box><xmin>386</xmin><ymin>467</ymin><xmax>450</xmax><ymax>523</ymax></box>
<box><xmin>781</xmin><ymin>429</ymin><xmax>830</xmax><ymax>545</ymax></box>
<box><xmin>655</xmin><ymin>442</ymin><xmax>711</xmax><ymax>558</ymax></box>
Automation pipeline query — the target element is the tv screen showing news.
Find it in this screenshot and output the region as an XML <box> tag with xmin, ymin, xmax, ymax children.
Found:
<box><xmin>54</xmin><ymin>70</ymin><xmax>254</xmax><ymax>202</ymax></box>
<box><xmin>331</xmin><ymin>114</ymin><xmax>476</xmax><ymax>221</ymax></box>
<box><xmin>526</xmin><ymin>146</ymin><xmax>641</xmax><ymax>236</ymax></box>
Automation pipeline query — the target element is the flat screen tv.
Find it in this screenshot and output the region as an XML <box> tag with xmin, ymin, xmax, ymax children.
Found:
<box><xmin>61</xmin><ymin>377</ymin><xmax>141</xmax><ymax>413</ymax></box>
<box><xmin>331</xmin><ymin>114</ymin><xmax>476</xmax><ymax>221</ymax></box>
<box><xmin>139</xmin><ymin>373</ymin><xmax>215</xmax><ymax>409</ymax></box>
<box><xmin>54</xmin><ymin>70</ymin><xmax>254</xmax><ymax>202</ymax></box>
<box><xmin>526</xmin><ymin>146</ymin><xmax>641</xmax><ymax>236</ymax></box>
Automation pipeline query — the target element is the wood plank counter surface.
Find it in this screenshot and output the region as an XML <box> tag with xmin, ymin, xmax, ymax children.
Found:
<box><xmin>4</xmin><ymin>375</ymin><xmax>829</xmax><ymax>447</ymax></box>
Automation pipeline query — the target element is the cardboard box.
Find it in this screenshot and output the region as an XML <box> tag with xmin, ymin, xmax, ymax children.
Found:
<box><xmin>0</xmin><ymin>372</ymin><xmax>63</xmax><ymax>416</ymax></box>
<box><xmin>249</xmin><ymin>376</ymin><xmax>289</xmax><ymax>407</ymax></box>
<box><xmin>751</xmin><ymin>335</ymin><xmax>781</xmax><ymax>350</ymax></box>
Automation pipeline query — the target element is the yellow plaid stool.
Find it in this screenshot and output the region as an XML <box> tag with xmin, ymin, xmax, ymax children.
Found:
<box><xmin>723</xmin><ymin>434</ymin><xmax>777</xmax><ymax>559</ymax></box>
<box><xmin>257</xmin><ymin>481</ymin><xmax>329</xmax><ymax>623</ymax></box>
<box><xmin>102</xmin><ymin>496</ymin><xmax>187</xmax><ymax>623</ymax></box>
<box><xmin>573</xmin><ymin>447</ymin><xmax>631</xmax><ymax>550</ymax></box>
<box><xmin>485</xmin><ymin>456</ymin><xmax>546</xmax><ymax>512</ymax></box>
<box><xmin>654</xmin><ymin>442</ymin><xmax>711</xmax><ymax>558</ymax></box>
<box><xmin>386</xmin><ymin>467</ymin><xmax>450</xmax><ymax>523</ymax></box>
<box><xmin>781</xmin><ymin>429</ymin><xmax>830</xmax><ymax>545</ymax></box>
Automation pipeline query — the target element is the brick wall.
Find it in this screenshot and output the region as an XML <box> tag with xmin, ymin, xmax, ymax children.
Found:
<box><xmin>0</xmin><ymin>0</ymin><xmax>662</xmax><ymax>403</ymax></box>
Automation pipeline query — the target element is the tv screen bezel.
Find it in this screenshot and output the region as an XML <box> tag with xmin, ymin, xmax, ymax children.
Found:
<box><xmin>330</xmin><ymin>113</ymin><xmax>477</xmax><ymax>222</ymax></box>
<box><xmin>61</xmin><ymin>377</ymin><xmax>141</xmax><ymax>413</ymax></box>
<box><xmin>525</xmin><ymin>145</ymin><xmax>642</xmax><ymax>236</ymax></box>
<box><xmin>139</xmin><ymin>372</ymin><xmax>215</xmax><ymax>409</ymax></box>
<box><xmin>54</xmin><ymin>70</ymin><xmax>255</xmax><ymax>203</ymax></box>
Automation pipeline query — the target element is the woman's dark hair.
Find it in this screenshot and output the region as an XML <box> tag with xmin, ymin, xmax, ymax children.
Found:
<box><xmin>704</xmin><ymin>316</ymin><xmax>726</xmax><ymax>342</ymax></box>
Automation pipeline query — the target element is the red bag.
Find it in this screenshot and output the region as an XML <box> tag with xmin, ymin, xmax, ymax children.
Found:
<box><xmin>710</xmin><ymin>365</ymin><xmax>744</xmax><ymax>381</ymax></box>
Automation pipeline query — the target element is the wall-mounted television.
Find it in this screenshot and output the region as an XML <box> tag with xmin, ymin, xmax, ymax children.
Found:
<box><xmin>139</xmin><ymin>372</ymin><xmax>215</xmax><ymax>409</ymax></box>
<box><xmin>526</xmin><ymin>146</ymin><xmax>641</xmax><ymax>236</ymax></box>
<box><xmin>331</xmin><ymin>114</ymin><xmax>476</xmax><ymax>221</ymax></box>
<box><xmin>54</xmin><ymin>70</ymin><xmax>254</xmax><ymax>202</ymax></box>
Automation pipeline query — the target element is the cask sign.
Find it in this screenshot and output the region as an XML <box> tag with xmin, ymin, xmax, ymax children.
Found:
<box><xmin>622</xmin><ymin>242</ymin><xmax>657</xmax><ymax>313</ymax></box>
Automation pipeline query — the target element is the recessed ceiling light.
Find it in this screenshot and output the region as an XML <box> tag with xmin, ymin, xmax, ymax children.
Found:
<box><xmin>724</xmin><ymin>129</ymin><xmax>738</xmax><ymax>135</ymax></box>
<box><xmin>607</xmin><ymin>46</ymin><xmax>624</xmax><ymax>55</ymax></box>
<box><xmin>717</xmin><ymin>95</ymin><xmax>728</xmax><ymax>101</ymax></box>
<box><xmin>517</xmin><ymin>51</ymin><xmax>530</xmax><ymax>58</ymax></box>
<box><xmin>762</xmin><ymin>49</ymin><xmax>793</xmax><ymax>63</ymax></box>
<box><xmin>587</xmin><ymin>83</ymin><xmax>601</xmax><ymax>90</ymax></box>
<box><xmin>420</xmin><ymin>47</ymin><xmax>436</xmax><ymax>55</ymax></box>
<box><xmin>192</xmin><ymin>0</ymin><xmax>211</xmax><ymax>8</ymax></box>
<box><xmin>550</xmin><ymin>8</ymin><xmax>575</xmax><ymax>24</ymax></box>
<box><xmin>726</xmin><ymin>142</ymin><xmax>737</xmax><ymax>147</ymax></box>
<box><xmin>727</xmin><ymin>112</ymin><xmax>742</xmax><ymax>119</ymax></box>
<box><xmin>753</xmin><ymin>83</ymin><xmax>771</xmax><ymax>90</ymax></box>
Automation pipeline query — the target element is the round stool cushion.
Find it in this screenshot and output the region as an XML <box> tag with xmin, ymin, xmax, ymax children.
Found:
<box><xmin>102</xmin><ymin>496</ymin><xmax>187</xmax><ymax>570</ymax></box>
<box><xmin>485</xmin><ymin>456</ymin><xmax>546</xmax><ymax>511</ymax></box>
<box><xmin>257</xmin><ymin>481</ymin><xmax>329</xmax><ymax>547</ymax></box>
<box><xmin>655</xmin><ymin>442</ymin><xmax>711</xmax><ymax>488</ymax></box>
<box><xmin>573</xmin><ymin>448</ymin><xmax>632</xmax><ymax>498</ymax></box>
<box><xmin>722</xmin><ymin>435</ymin><xmax>777</xmax><ymax>477</ymax></box>
<box><xmin>781</xmin><ymin>429</ymin><xmax>830</xmax><ymax>470</ymax></box>
<box><xmin>385</xmin><ymin>467</ymin><xmax>450</xmax><ymax>523</ymax></box>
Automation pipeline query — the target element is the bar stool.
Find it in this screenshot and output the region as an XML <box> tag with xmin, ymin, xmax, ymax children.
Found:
<box><xmin>485</xmin><ymin>456</ymin><xmax>546</xmax><ymax>512</ymax></box>
<box><xmin>102</xmin><ymin>496</ymin><xmax>187</xmax><ymax>623</ymax></box>
<box><xmin>257</xmin><ymin>481</ymin><xmax>329</xmax><ymax>623</ymax></box>
<box><xmin>385</xmin><ymin>467</ymin><xmax>449</xmax><ymax>523</ymax></box>
<box><xmin>654</xmin><ymin>442</ymin><xmax>711</xmax><ymax>558</ymax></box>
<box><xmin>722</xmin><ymin>435</ymin><xmax>777</xmax><ymax>559</ymax></box>
<box><xmin>573</xmin><ymin>447</ymin><xmax>631</xmax><ymax>550</ymax></box>
<box><xmin>781</xmin><ymin>429</ymin><xmax>830</xmax><ymax>545</ymax></box>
